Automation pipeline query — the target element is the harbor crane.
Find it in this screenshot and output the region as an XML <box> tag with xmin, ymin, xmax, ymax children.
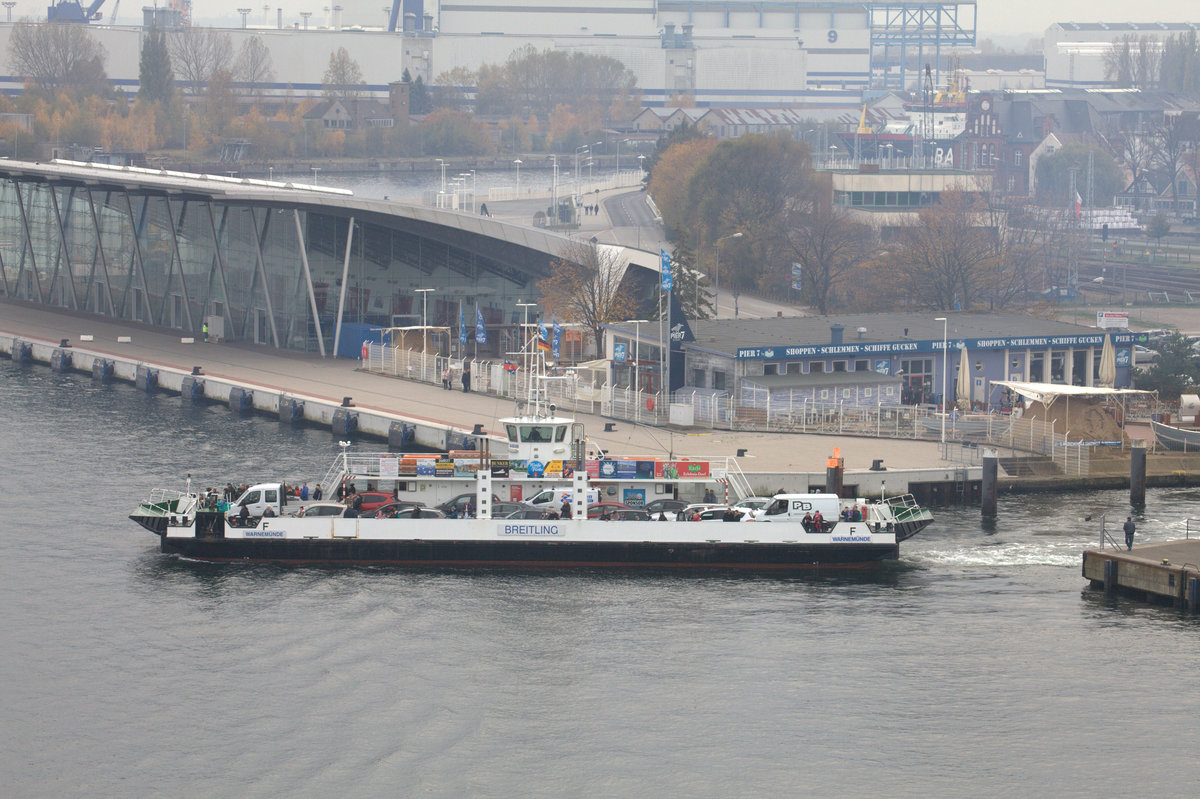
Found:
<box><xmin>47</xmin><ymin>0</ymin><xmax>107</xmax><ymax>23</ymax></box>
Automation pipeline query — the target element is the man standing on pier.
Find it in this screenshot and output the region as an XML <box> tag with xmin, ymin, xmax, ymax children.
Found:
<box><xmin>1124</xmin><ymin>517</ymin><xmax>1136</xmax><ymax>550</ymax></box>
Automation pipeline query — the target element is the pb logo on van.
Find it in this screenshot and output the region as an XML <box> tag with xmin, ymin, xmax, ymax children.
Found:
<box><xmin>790</xmin><ymin>501</ymin><xmax>813</xmax><ymax>511</ymax></box>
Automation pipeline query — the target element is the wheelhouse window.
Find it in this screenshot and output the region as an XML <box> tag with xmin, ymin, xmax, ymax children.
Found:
<box><xmin>519</xmin><ymin>425</ymin><xmax>555</xmax><ymax>442</ymax></box>
<box><xmin>506</xmin><ymin>424</ymin><xmax>519</xmax><ymax>442</ymax></box>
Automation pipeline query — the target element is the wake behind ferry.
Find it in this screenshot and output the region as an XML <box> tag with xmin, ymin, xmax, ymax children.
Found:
<box><xmin>130</xmin><ymin>334</ymin><xmax>933</xmax><ymax>571</ymax></box>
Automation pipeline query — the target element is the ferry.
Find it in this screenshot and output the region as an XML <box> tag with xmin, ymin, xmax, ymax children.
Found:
<box><xmin>130</xmin><ymin>334</ymin><xmax>934</xmax><ymax>571</ymax></box>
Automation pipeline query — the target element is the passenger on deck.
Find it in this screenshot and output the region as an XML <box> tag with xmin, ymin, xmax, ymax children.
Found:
<box><xmin>812</xmin><ymin>510</ymin><xmax>824</xmax><ymax>532</ymax></box>
<box><xmin>313</xmin><ymin>484</ymin><xmax>323</xmax><ymax>501</ymax></box>
<box><xmin>263</xmin><ymin>506</ymin><xmax>276</xmax><ymax>517</ymax></box>
<box><xmin>561</xmin><ymin>500</ymin><xmax>571</xmax><ymax>520</ymax></box>
<box><xmin>657</xmin><ymin>512</ymin><xmax>668</xmax><ymax>521</ymax></box>
<box><xmin>238</xmin><ymin>504</ymin><xmax>250</xmax><ymax>526</ymax></box>
<box><xmin>300</xmin><ymin>482</ymin><xmax>309</xmax><ymax>501</ymax></box>
<box><xmin>802</xmin><ymin>512</ymin><xmax>813</xmax><ymax>532</ymax></box>
<box><xmin>851</xmin><ymin>507</ymin><xmax>861</xmax><ymax>522</ymax></box>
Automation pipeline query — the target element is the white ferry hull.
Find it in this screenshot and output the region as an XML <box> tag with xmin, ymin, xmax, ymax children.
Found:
<box><xmin>157</xmin><ymin>515</ymin><xmax>913</xmax><ymax>571</ymax></box>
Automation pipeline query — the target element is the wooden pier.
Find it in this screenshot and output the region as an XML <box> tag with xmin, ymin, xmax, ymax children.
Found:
<box><xmin>1083</xmin><ymin>539</ymin><xmax>1200</xmax><ymax>611</ymax></box>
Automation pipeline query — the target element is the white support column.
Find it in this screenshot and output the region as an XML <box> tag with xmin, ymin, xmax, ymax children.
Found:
<box><xmin>84</xmin><ymin>187</ymin><xmax>117</xmax><ymax>316</ymax></box>
<box><xmin>572</xmin><ymin>469</ymin><xmax>590</xmax><ymax>520</ymax></box>
<box><xmin>292</xmin><ymin>209</ymin><xmax>327</xmax><ymax>358</ymax></box>
<box><xmin>333</xmin><ymin>216</ymin><xmax>355</xmax><ymax>358</ymax></box>
<box><xmin>476</xmin><ymin>469</ymin><xmax>492</xmax><ymax>520</ymax></box>
<box><xmin>245</xmin><ymin>207</ymin><xmax>280</xmax><ymax>348</ymax></box>
<box><xmin>204</xmin><ymin>203</ymin><xmax>236</xmax><ymax>338</ymax></box>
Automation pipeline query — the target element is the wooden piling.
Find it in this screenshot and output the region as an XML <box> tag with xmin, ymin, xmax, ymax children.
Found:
<box><xmin>1130</xmin><ymin>445</ymin><xmax>1147</xmax><ymax>507</ymax></box>
<box><xmin>981</xmin><ymin>452</ymin><xmax>998</xmax><ymax>517</ymax></box>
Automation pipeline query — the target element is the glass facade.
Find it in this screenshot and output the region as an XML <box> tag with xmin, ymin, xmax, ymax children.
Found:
<box><xmin>0</xmin><ymin>173</ymin><xmax>556</xmax><ymax>355</ymax></box>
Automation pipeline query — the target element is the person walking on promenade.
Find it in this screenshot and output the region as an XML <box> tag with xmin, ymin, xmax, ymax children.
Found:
<box><xmin>1124</xmin><ymin>516</ymin><xmax>1136</xmax><ymax>550</ymax></box>
<box><xmin>202</xmin><ymin>321</ymin><xmax>209</xmax><ymax>342</ymax></box>
<box><xmin>462</xmin><ymin>364</ymin><xmax>472</xmax><ymax>392</ymax></box>
<box><xmin>441</xmin><ymin>366</ymin><xmax>451</xmax><ymax>390</ymax></box>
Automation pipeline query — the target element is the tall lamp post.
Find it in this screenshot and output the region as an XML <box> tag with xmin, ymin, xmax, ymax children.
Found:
<box><xmin>513</xmin><ymin>159</ymin><xmax>522</xmax><ymax>195</ymax></box>
<box><xmin>459</xmin><ymin>170</ymin><xmax>476</xmax><ymax>213</ymax></box>
<box><xmin>714</xmin><ymin>232</ymin><xmax>743</xmax><ymax>316</ymax></box>
<box><xmin>415</xmin><ymin>288</ymin><xmax>435</xmax><ymax>356</ymax></box>
<box><xmin>935</xmin><ymin>316</ymin><xmax>948</xmax><ymax>453</ymax></box>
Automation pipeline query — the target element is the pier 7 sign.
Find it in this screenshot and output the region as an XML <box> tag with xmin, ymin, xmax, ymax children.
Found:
<box><xmin>736</xmin><ymin>333</ymin><xmax>1136</xmax><ymax>360</ymax></box>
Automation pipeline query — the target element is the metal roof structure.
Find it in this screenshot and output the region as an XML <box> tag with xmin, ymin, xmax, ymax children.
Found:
<box><xmin>0</xmin><ymin>159</ymin><xmax>659</xmax><ymax>356</ymax></box>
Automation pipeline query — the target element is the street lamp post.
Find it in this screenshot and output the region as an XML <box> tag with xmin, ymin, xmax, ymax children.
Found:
<box><xmin>935</xmin><ymin>316</ymin><xmax>948</xmax><ymax>453</ymax></box>
<box><xmin>415</xmin><ymin>288</ymin><xmax>435</xmax><ymax>357</ymax></box>
<box><xmin>616</xmin><ymin>138</ymin><xmax>630</xmax><ymax>176</ymax></box>
<box><xmin>714</xmin><ymin>232</ymin><xmax>743</xmax><ymax>316</ymax></box>
<box><xmin>459</xmin><ymin>170</ymin><xmax>476</xmax><ymax>213</ymax></box>
<box><xmin>549</xmin><ymin>155</ymin><xmax>558</xmax><ymax>224</ymax></box>
<box><xmin>513</xmin><ymin>159</ymin><xmax>522</xmax><ymax>195</ymax></box>
<box><xmin>436</xmin><ymin>159</ymin><xmax>446</xmax><ymax>193</ymax></box>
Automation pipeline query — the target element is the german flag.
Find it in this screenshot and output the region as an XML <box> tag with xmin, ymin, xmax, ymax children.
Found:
<box><xmin>536</xmin><ymin>337</ymin><xmax>551</xmax><ymax>352</ymax></box>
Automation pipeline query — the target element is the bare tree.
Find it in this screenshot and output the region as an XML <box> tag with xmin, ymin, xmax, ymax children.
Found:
<box><xmin>886</xmin><ymin>189</ymin><xmax>997</xmax><ymax>311</ymax></box>
<box><xmin>538</xmin><ymin>238</ymin><xmax>637</xmax><ymax>353</ymax></box>
<box><xmin>779</xmin><ymin>194</ymin><xmax>875</xmax><ymax>314</ymax></box>
<box><xmin>323</xmin><ymin>47</ymin><xmax>364</xmax><ymax>102</ymax></box>
<box><xmin>169</xmin><ymin>27</ymin><xmax>233</xmax><ymax>96</ymax></box>
<box><xmin>8</xmin><ymin>22</ymin><xmax>108</xmax><ymax>96</ymax></box>
<box><xmin>1103</xmin><ymin>34</ymin><xmax>1161</xmax><ymax>89</ymax></box>
<box><xmin>233</xmin><ymin>36</ymin><xmax>274</xmax><ymax>100</ymax></box>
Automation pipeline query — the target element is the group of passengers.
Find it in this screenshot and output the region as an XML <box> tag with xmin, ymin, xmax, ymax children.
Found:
<box><xmin>840</xmin><ymin>505</ymin><xmax>869</xmax><ymax>523</ymax></box>
<box><xmin>800</xmin><ymin>511</ymin><xmax>826</xmax><ymax>533</ymax></box>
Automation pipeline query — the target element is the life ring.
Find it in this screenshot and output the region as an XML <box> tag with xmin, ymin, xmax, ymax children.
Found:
<box><xmin>646</xmin><ymin>397</ymin><xmax>655</xmax><ymax>411</ymax></box>
<box><xmin>361</xmin><ymin>341</ymin><xmax>369</xmax><ymax>360</ymax></box>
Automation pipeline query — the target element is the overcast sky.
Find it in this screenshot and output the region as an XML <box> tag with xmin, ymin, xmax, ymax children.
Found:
<box><xmin>7</xmin><ymin>1</ymin><xmax>1197</xmax><ymax>42</ymax></box>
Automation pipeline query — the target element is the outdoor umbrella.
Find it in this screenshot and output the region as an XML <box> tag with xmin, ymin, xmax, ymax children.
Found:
<box><xmin>955</xmin><ymin>342</ymin><xmax>972</xmax><ymax>410</ymax></box>
<box><xmin>1098</xmin><ymin>333</ymin><xmax>1116</xmax><ymax>388</ymax></box>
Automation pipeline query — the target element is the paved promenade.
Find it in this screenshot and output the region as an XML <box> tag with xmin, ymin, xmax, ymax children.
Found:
<box><xmin>1</xmin><ymin>300</ymin><xmax>949</xmax><ymax>474</ymax></box>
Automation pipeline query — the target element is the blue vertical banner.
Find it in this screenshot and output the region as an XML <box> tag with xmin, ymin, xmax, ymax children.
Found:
<box><xmin>660</xmin><ymin>248</ymin><xmax>673</xmax><ymax>291</ymax></box>
<box><xmin>538</xmin><ymin>318</ymin><xmax>549</xmax><ymax>342</ymax></box>
<box><xmin>459</xmin><ymin>304</ymin><xmax>466</xmax><ymax>345</ymax></box>
<box><xmin>475</xmin><ymin>305</ymin><xmax>487</xmax><ymax>344</ymax></box>
<box><xmin>552</xmin><ymin>319</ymin><xmax>562</xmax><ymax>358</ymax></box>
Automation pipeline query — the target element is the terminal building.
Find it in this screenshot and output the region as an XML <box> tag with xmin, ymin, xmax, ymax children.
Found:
<box><xmin>0</xmin><ymin>159</ymin><xmax>659</xmax><ymax>358</ymax></box>
<box><xmin>608</xmin><ymin>313</ymin><xmax>1137</xmax><ymax>413</ymax></box>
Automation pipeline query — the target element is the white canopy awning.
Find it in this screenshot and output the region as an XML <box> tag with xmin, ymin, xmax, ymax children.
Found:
<box><xmin>994</xmin><ymin>380</ymin><xmax>1151</xmax><ymax>406</ymax></box>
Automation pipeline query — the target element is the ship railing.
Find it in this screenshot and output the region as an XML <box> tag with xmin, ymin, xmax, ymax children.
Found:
<box><xmin>139</xmin><ymin>488</ymin><xmax>199</xmax><ymax>515</ymax></box>
<box><xmin>884</xmin><ymin>493</ymin><xmax>932</xmax><ymax>522</ymax></box>
<box><xmin>720</xmin><ymin>457</ymin><xmax>754</xmax><ymax>502</ymax></box>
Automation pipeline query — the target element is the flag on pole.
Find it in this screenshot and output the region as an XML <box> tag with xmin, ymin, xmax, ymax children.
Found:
<box><xmin>538</xmin><ymin>318</ymin><xmax>549</xmax><ymax>342</ymax></box>
<box><xmin>660</xmin><ymin>248</ymin><xmax>673</xmax><ymax>291</ymax></box>
<box><xmin>552</xmin><ymin>319</ymin><xmax>562</xmax><ymax>358</ymax></box>
<box><xmin>1074</xmin><ymin>191</ymin><xmax>1082</xmax><ymax>221</ymax></box>
<box><xmin>536</xmin><ymin>337</ymin><xmax>551</xmax><ymax>353</ymax></box>
<box><xmin>475</xmin><ymin>305</ymin><xmax>487</xmax><ymax>344</ymax></box>
<box><xmin>459</xmin><ymin>305</ymin><xmax>466</xmax><ymax>345</ymax></box>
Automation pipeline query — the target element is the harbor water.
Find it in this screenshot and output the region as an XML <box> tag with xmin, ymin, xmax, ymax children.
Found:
<box><xmin>2</xmin><ymin>359</ymin><xmax>1199</xmax><ymax>798</ymax></box>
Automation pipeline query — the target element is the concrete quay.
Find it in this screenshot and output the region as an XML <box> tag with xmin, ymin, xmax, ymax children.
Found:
<box><xmin>1084</xmin><ymin>538</ymin><xmax>1200</xmax><ymax>611</ymax></box>
<box><xmin>2</xmin><ymin>300</ymin><xmax>967</xmax><ymax>498</ymax></box>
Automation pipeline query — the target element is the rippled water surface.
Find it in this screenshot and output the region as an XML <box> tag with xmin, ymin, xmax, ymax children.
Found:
<box><xmin>2</xmin><ymin>361</ymin><xmax>1198</xmax><ymax>798</ymax></box>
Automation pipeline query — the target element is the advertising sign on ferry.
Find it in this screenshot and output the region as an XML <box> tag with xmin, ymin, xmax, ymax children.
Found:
<box><xmin>656</xmin><ymin>461</ymin><xmax>710</xmax><ymax>479</ymax></box>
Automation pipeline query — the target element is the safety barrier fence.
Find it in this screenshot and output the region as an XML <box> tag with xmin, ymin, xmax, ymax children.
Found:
<box><xmin>363</xmin><ymin>344</ymin><xmax>1170</xmax><ymax>475</ymax></box>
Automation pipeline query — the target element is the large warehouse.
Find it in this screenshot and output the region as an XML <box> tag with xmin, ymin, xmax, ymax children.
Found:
<box><xmin>0</xmin><ymin>1</ymin><xmax>976</xmax><ymax>107</ymax></box>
